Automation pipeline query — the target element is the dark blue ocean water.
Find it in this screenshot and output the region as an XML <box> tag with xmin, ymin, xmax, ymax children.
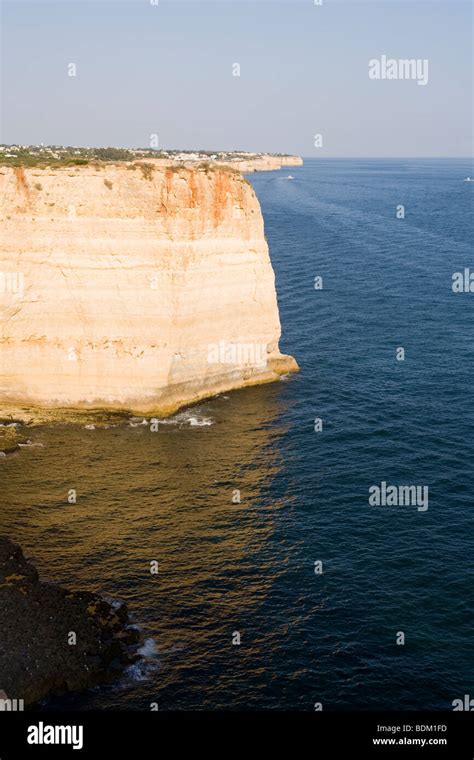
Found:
<box><xmin>1</xmin><ymin>158</ymin><xmax>473</xmax><ymax>710</ymax></box>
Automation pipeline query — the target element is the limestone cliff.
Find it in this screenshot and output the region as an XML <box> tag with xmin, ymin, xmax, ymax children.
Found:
<box><xmin>0</xmin><ymin>163</ymin><xmax>297</xmax><ymax>418</ymax></box>
<box><xmin>128</xmin><ymin>155</ymin><xmax>303</xmax><ymax>174</ymax></box>
<box><xmin>216</xmin><ymin>155</ymin><xmax>303</xmax><ymax>173</ymax></box>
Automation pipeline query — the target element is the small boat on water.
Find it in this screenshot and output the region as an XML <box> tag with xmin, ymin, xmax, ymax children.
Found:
<box><xmin>463</xmin><ymin>177</ymin><xmax>473</xmax><ymax>182</ymax></box>
<box><xmin>287</xmin><ymin>175</ymin><xmax>294</xmax><ymax>180</ymax></box>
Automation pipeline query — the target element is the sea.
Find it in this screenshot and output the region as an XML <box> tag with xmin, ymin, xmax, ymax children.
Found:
<box><xmin>1</xmin><ymin>158</ymin><xmax>473</xmax><ymax>710</ymax></box>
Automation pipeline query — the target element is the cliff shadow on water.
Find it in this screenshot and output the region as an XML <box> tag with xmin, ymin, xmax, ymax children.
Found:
<box><xmin>0</xmin><ymin>380</ymin><xmax>299</xmax><ymax>707</ymax></box>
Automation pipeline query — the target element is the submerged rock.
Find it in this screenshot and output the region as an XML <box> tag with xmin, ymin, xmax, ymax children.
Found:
<box><xmin>0</xmin><ymin>425</ymin><xmax>28</xmax><ymax>454</ymax></box>
<box><xmin>0</xmin><ymin>537</ymin><xmax>139</xmax><ymax>706</ymax></box>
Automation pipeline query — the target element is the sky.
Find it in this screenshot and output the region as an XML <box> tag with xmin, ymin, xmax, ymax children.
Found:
<box><xmin>0</xmin><ymin>0</ymin><xmax>472</xmax><ymax>157</ymax></box>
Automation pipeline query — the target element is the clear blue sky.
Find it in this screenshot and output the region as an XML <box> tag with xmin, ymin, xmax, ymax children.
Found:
<box><xmin>1</xmin><ymin>0</ymin><xmax>472</xmax><ymax>156</ymax></box>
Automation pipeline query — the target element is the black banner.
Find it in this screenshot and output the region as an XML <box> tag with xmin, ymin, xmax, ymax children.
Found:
<box><xmin>0</xmin><ymin>711</ymin><xmax>473</xmax><ymax>758</ymax></box>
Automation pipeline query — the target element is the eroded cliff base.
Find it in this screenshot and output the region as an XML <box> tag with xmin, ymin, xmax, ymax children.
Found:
<box><xmin>0</xmin><ymin>353</ymin><xmax>298</xmax><ymax>427</ymax></box>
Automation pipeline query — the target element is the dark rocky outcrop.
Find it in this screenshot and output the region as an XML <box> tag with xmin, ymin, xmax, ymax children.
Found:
<box><xmin>0</xmin><ymin>425</ymin><xmax>27</xmax><ymax>454</ymax></box>
<box><xmin>0</xmin><ymin>537</ymin><xmax>139</xmax><ymax>706</ymax></box>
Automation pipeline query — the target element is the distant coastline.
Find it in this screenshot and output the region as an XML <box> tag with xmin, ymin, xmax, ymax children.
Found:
<box><xmin>0</xmin><ymin>144</ymin><xmax>303</xmax><ymax>173</ymax></box>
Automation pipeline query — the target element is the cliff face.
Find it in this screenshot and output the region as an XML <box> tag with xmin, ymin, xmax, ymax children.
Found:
<box><xmin>216</xmin><ymin>155</ymin><xmax>303</xmax><ymax>173</ymax></box>
<box><xmin>127</xmin><ymin>155</ymin><xmax>303</xmax><ymax>174</ymax></box>
<box><xmin>0</xmin><ymin>163</ymin><xmax>297</xmax><ymax>417</ymax></box>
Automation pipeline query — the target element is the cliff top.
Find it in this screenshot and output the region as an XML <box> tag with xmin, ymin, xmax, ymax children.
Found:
<box><xmin>0</xmin><ymin>160</ymin><xmax>244</xmax><ymax>178</ymax></box>
<box><xmin>0</xmin><ymin>145</ymin><xmax>302</xmax><ymax>170</ymax></box>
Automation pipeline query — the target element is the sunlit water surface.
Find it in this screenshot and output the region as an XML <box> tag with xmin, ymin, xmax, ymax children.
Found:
<box><xmin>1</xmin><ymin>159</ymin><xmax>473</xmax><ymax>710</ymax></box>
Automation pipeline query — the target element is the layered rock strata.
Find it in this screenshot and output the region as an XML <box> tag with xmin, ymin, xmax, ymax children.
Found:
<box><xmin>0</xmin><ymin>163</ymin><xmax>297</xmax><ymax>418</ymax></box>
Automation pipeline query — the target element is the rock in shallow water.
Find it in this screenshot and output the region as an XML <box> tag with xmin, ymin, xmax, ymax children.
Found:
<box><xmin>0</xmin><ymin>537</ymin><xmax>139</xmax><ymax>706</ymax></box>
<box><xmin>0</xmin><ymin>425</ymin><xmax>28</xmax><ymax>454</ymax></box>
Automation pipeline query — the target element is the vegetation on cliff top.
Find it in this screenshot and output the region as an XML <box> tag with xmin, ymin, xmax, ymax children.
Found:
<box><xmin>0</xmin><ymin>145</ymin><xmax>296</xmax><ymax>170</ymax></box>
<box><xmin>0</xmin><ymin>146</ymin><xmax>168</xmax><ymax>167</ymax></box>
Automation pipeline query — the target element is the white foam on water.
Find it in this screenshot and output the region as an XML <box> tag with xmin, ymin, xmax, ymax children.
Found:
<box><xmin>126</xmin><ymin>660</ymin><xmax>160</xmax><ymax>682</ymax></box>
<box><xmin>187</xmin><ymin>415</ymin><xmax>213</xmax><ymax>427</ymax></box>
<box><xmin>124</xmin><ymin>638</ymin><xmax>160</xmax><ymax>683</ymax></box>
<box><xmin>18</xmin><ymin>440</ymin><xmax>44</xmax><ymax>448</ymax></box>
<box><xmin>128</xmin><ymin>418</ymin><xmax>148</xmax><ymax>428</ymax></box>
<box><xmin>172</xmin><ymin>410</ymin><xmax>214</xmax><ymax>427</ymax></box>
<box><xmin>138</xmin><ymin>637</ymin><xmax>157</xmax><ymax>658</ymax></box>
<box><xmin>144</xmin><ymin>410</ymin><xmax>214</xmax><ymax>428</ymax></box>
